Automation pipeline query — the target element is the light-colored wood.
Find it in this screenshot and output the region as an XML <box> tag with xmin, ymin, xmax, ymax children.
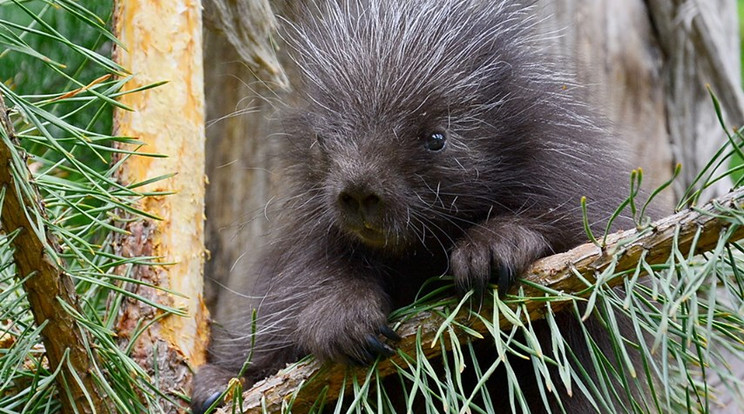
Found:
<box><xmin>112</xmin><ymin>0</ymin><xmax>209</xmax><ymax>411</ymax></box>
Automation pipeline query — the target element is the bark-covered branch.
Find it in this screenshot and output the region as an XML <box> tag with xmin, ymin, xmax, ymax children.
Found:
<box><xmin>215</xmin><ymin>187</ymin><xmax>744</xmax><ymax>414</ymax></box>
<box><xmin>0</xmin><ymin>95</ymin><xmax>112</xmax><ymax>413</ymax></box>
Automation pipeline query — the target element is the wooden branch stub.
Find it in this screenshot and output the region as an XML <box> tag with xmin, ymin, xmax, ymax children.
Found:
<box><xmin>217</xmin><ymin>187</ymin><xmax>744</xmax><ymax>414</ymax></box>
<box><xmin>0</xmin><ymin>94</ymin><xmax>112</xmax><ymax>413</ymax></box>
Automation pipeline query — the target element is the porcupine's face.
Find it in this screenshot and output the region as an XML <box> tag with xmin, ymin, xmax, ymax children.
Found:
<box><xmin>298</xmin><ymin>108</ymin><xmax>484</xmax><ymax>253</ymax></box>
<box><xmin>282</xmin><ymin>0</ymin><xmax>547</xmax><ymax>254</ymax></box>
<box><xmin>284</xmin><ymin>83</ymin><xmax>539</xmax><ymax>255</ymax></box>
<box><xmin>282</xmin><ymin>105</ymin><xmax>477</xmax><ymax>253</ymax></box>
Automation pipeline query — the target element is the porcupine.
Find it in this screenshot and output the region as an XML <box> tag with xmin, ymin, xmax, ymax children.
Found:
<box><xmin>192</xmin><ymin>0</ymin><xmax>645</xmax><ymax>412</ymax></box>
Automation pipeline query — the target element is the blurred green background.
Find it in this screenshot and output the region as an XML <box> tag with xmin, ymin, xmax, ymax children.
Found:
<box><xmin>0</xmin><ymin>1</ymin><xmax>115</xmax><ymax>135</ymax></box>
<box><xmin>740</xmin><ymin>0</ymin><xmax>744</xmax><ymax>82</ymax></box>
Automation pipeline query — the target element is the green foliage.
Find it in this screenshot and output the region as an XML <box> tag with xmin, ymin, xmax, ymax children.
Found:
<box><xmin>740</xmin><ymin>0</ymin><xmax>744</xmax><ymax>84</ymax></box>
<box><xmin>0</xmin><ymin>0</ymin><xmax>117</xmax><ymax>138</ymax></box>
<box><xmin>0</xmin><ymin>1</ymin><xmax>176</xmax><ymax>413</ymax></box>
<box><xmin>731</xmin><ymin>0</ymin><xmax>744</xmax><ymax>182</ymax></box>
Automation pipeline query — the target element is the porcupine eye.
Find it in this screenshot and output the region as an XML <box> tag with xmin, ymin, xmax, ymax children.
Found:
<box><xmin>423</xmin><ymin>130</ymin><xmax>447</xmax><ymax>152</ymax></box>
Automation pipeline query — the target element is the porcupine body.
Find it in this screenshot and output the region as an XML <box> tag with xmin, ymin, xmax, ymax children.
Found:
<box><xmin>193</xmin><ymin>1</ymin><xmax>641</xmax><ymax>412</ymax></box>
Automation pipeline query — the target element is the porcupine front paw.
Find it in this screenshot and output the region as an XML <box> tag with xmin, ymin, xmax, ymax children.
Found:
<box><xmin>297</xmin><ymin>296</ymin><xmax>400</xmax><ymax>366</ymax></box>
<box><xmin>450</xmin><ymin>221</ymin><xmax>550</xmax><ymax>297</ymax></box>
<box><xmin>191</xmin><ymin>364</ymin><xmax>249</xmax><ymax>414</ymax></box>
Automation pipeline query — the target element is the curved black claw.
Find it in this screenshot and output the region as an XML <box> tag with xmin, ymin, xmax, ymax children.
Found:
<box><xmin>347</xmin><ymin>332</ymin><xmax>397</xmax><ymax>366</ymax></box>
<box><xmin>348</xmin><ymin>346</ymin><xmax>377</xmax><ymax>366</ymax></box>
<box><xmin>496</xmin><ymin>265</ymin><xmax>517</xmax><ymax>296</ymax></box>
<box><xmin>379</xmin><ymin>325</ymin><xmax>401</xmax><ymax>342</ymax></box>
<box><xmin>365</xmin><ymin>334</ymin><xmax>395</xmax><ymax>358</ymax></box>
<box><xmin>195</xmin><ymin>391</ymin><xmax>222</xmax><ymax>414</ymax></box>
<box><xmin>473</xmin><ymin>276</ymin><xmax>489</xmax><ymax>302</ymax></box>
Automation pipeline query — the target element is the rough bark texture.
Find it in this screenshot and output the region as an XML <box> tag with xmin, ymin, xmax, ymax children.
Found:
<box><xmin>201</xmin><ymin>26</ymin><xmax>284</xmax><ymax>318</ymax></box>
<box><xmin>539</xmin><ymin>1</ymin><xmax>674</xmax><ymax>206</ymax></box>
<box><xmin>201</xmin><ymin>0</ymin><xmax>298</xmax><ymax>321</ymax></box>
<box><xmin>112</xmin><ymin>1</ymin><xmax>209</xmax><ymax>411</ymax></box>
<box><xmin>542</xmin><ymin>0</ymin><xmax>742</xmax><ymax>205</ymax></box>
<box><xmin>214</xmin><ymin>187</ymin><xmax>744</xmax><ymax>414</ymax></box>
<box><xmin>646</xmin><ymin>0</ymin><xmax>744</xmax><ymax>200</ymax></box>
<box><xmin>0</xmin><ymin>94</ymin><xmax>112</xmax><ymax>413</ymax></box>
<box><xmin>203</xmin><ymin>0</ymin><xmax>287</xmax><ymax>87</ymax></box>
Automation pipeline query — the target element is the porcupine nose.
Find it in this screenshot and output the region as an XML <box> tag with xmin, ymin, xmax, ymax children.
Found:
<box><xmin>338</xmin><ymin>186</ymin><xmax>382</xmax><ymax>222</ymax></box>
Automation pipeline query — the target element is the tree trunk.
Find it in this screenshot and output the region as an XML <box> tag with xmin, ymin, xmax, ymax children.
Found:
<box><xmin>539</xmin><ymin>1</ymin><xmax>673</xmax><ymax>206</ymax></box>
<box><xmin>542</xmin><ymin>0</ymin><xmax>743</xmax><ymax>207</ymax></box>
<box><xmin>202</xmin><ymin>0</ymin><xmax>294</xmax><ymax>323</ymax></box>
<box><xmin>647</xmin><ymin>0</ymin><xmax>744</xmax><ymax>200</ymax></box>
<box><xmin>202</xmin><ymin>27</ymin><xmax>284</xmax><ymax>322</ymax></box>
<box><xmin>112</xmin><ymin>1</ymin><xmax>209</xmax><ymax>411</ymax></box>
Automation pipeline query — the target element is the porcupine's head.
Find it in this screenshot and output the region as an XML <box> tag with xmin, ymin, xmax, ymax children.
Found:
<box><xmin>279</xmin><ymin>0</ymin><xmax>612</xmax><ymax>255</ymax></box>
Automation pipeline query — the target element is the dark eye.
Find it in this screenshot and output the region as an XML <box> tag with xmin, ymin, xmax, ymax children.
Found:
<box><xmin>423</xmin><ymin>131</ymin><xmax>447</xmax><ymax>152</ymax></box>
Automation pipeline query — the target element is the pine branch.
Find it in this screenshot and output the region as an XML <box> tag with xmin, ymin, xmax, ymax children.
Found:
<box><xmin>0</xmin><ymin>94</ymin><xmax>112</xmax><ymax>413</ymax></box>
<box><xmin>214</xmin><ymin>187</ymin><xmax>744</xmax><ymax>414</ymax></box>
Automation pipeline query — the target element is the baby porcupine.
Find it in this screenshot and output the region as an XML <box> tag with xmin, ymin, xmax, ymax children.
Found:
<box><xmin>193</xmin><ymin>0</ymin><xmax>640</xmax><ymax>412</ymax></box>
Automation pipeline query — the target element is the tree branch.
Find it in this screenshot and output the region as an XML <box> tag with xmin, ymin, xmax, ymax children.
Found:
<box><xmin>211</xmin><ymin>186</ymin><xmax>744</xmax><ymax>414</ymax></box>
<box><xmin>0</xmin><ymin>95</ymin><xmax>112</xmax><ymax>413</ymax></box>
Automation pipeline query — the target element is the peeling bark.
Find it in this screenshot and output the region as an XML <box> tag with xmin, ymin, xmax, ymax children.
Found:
<box><xmin>112</xmin><ymin>1</ymin><xmax>209</xmax><ymax>412</ymax></box>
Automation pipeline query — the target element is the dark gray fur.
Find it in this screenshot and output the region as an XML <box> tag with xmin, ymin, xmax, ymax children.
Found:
<box><xmin>193</xmin><ymin>1</ymin><xmax>639</xmax><ymax>412</ymax></box>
